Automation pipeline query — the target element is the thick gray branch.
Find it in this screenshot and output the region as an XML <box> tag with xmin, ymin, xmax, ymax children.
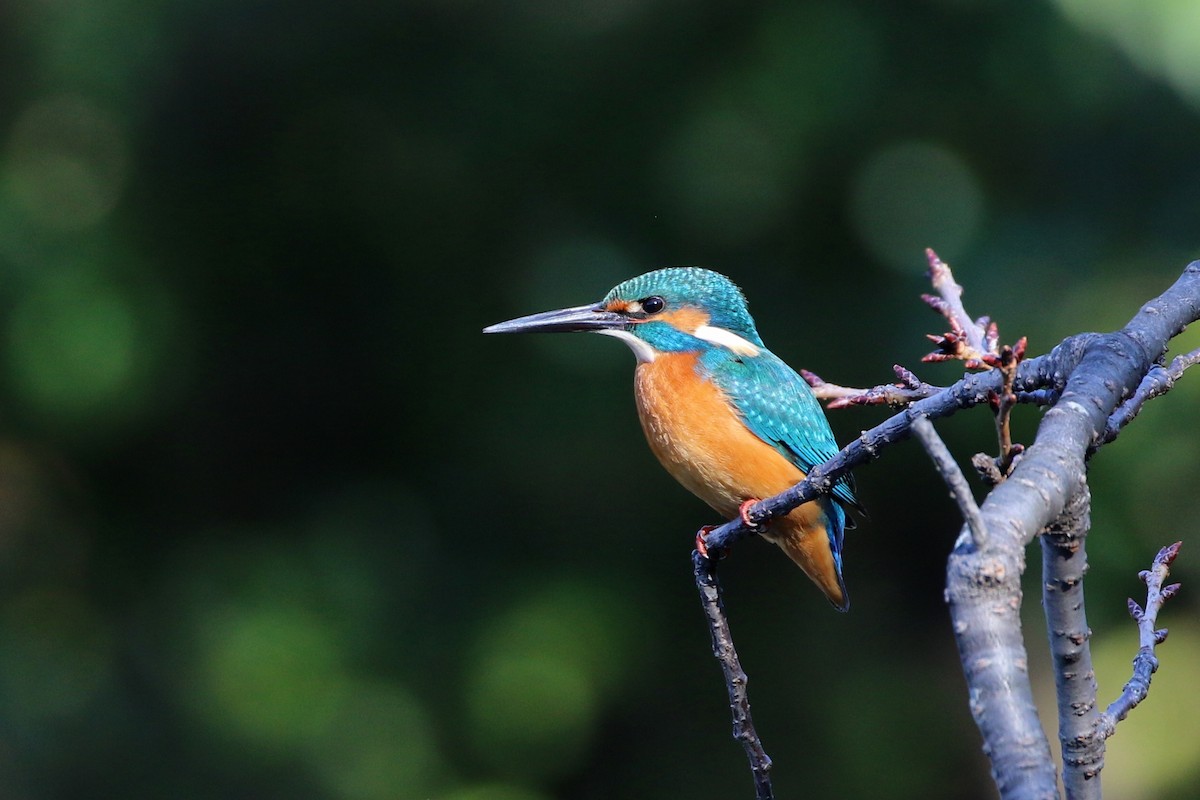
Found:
<box><xmin>1041</xmin><ymin>481</ymin><xmax>1100</xmax><ymax>798</ymax></box>
<box><xmin>696</xmin><ymin>262</ymin><xmax>1200</xmax><ymax>800</ymax></box>
<box><xmin>946</xmin><ymin>261</ymin><xmax>1200</xmax><ymax>800</ymax></box>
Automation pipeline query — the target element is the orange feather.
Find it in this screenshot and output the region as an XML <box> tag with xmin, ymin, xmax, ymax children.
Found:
<box><xmin>657</xmin><ymin>307</ymin><xmax>709</xmax><ymax>333</ymax></box>
<box><xmin>634</xmin><ymin>352</ymin><xmax>845</xmax><ymax>607</ymax></box>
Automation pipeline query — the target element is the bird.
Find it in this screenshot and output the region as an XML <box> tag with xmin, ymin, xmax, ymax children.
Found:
<box><xmin>484</xmin><ymin>267</ymin><xmax>863</xmax><ymax>610</ymax></box>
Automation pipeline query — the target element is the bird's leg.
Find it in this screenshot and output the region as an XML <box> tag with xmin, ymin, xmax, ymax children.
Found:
<box><xmin>738</xmin><ymin>499</ymin><xmax>765</xmax><ymax>531</ymax></box>
<box><xmin>696</xmin><ymin>500</ymin><xmax>767</xmax><ymax>559</ymax></box>
<box><xmin>696</xmin><ymin>525</ymin><xmax>725</xmax><ymax>560</ymax></box>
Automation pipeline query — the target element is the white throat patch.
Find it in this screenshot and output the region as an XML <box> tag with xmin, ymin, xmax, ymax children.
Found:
<box><xmin>693</xmin><ymin>325</ymin><xmax>761</xmax><ymax>357</ymax></box>
<box><xmin>597</xmin><ymin>329</ymin><xmax>657</xmax><ymax>363</ymax></box>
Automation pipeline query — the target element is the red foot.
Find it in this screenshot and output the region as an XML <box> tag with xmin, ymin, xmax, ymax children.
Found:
<box><xmin>739</xmin><ymin>499</ymin><xmax>764</xmax><ymax>530</ymax></box>
<box><xmin>696</xmin><ymin>525</ymin><xmax>720</xmax><ymax>560</ymax></box>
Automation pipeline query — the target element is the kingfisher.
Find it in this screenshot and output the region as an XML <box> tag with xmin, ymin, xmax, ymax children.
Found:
<box><xmin>484</xmin><ymin>267</ymin><xmax>863</xmax><ymax>610</ymax></box>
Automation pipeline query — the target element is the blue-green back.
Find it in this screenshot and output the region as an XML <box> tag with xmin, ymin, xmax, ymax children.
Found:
<box><xmin>697</xmin><ymin>346</ymin><xmax>862</xmax><ymax>516</ymax></box>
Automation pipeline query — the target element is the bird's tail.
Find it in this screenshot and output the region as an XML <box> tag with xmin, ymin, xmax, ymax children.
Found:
<box><xmin>767</xmin><ymin>499</ymin><xmax>850</xmax><ymax>612</ymax></box>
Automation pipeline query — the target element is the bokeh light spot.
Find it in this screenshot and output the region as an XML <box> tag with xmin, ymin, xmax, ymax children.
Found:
<box><xmin>1054</xmin><ymin>0</ymin><xmax>1200</xmax><ymax>108</ymax></box>
<box><xmin>462</xmin><ymin>578</ymin><xmax>644</xmax><ymax>783</ymax></box>
<box><xmin>3</xmin><ymin>95</ymin><xmax>129</xmax><ymax>230</ymax></box>
<box><xmin>195</xmin><ymin>603</ymin><xmax>346</xmax><ymax>747</ymax></box>
<box><xmin>654</xmin><ymin>1</ymin><xmax>882</xmax><ymax>247</ymax></box>
<box><xmin>465</xmin><ymin>652</ymin><xmax>597</xmax><ymax>782</ymax></box>
<box><xmin>656</xmin><ymin>108</ymin><xmax>798</xmax><ymax>246</ymax></box>
<box><xmin>849</xmin><ymin>141</ymin><xmax>985</xmax><ymax>272</ymax></box>
<box><xmin>311</xmin><ymin>681</ymin><xmax>445</xmax><ymax>800</ymax></box>
<box><xmin>474</xmin><ymin>578</ymin><xmax>640</xmax><ymax>694</ymax></box>
<box><xmin>6</xmin><ymin>268</ymin><xmax>139</xmax><ymax>425</ymax></box>
<box><xmin>1159</xmin><ymin>4</ymin><xmax>1200</xmax><ymax>105</ymax></box>
<box><xmin>745</xmin><ymin>2</ymin><xmax>882</xmax><ymax>131</ymax></box>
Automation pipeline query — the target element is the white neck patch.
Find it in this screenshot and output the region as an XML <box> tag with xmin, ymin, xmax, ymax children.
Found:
<box><xmin>597</xmin><ymin>329</ymin><xmax>657</xmax><ymax>363</ymax></box>
<box><xmin>693</xmin><ymin>325</ymin><xmax>761</xmax><ymax>357</ymax></box>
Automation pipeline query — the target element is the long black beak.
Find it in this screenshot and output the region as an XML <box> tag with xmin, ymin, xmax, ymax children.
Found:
<box><xmin>483</xmin><ymin>303</ymin><xmax>627</xmax><ymax>335</ymax></box>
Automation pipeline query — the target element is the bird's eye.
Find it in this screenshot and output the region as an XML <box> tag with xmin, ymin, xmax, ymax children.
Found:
<box><xmin>641</xmin><ymin>296</ymin><xmax>666</xmax><ymax>314</ymax></box>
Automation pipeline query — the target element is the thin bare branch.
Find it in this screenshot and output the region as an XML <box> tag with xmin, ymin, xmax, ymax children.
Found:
<box><xmin>922</xmin><ymin>248</ymin><xmax>994</xmax><ymax>365</ymax></box>
<box><xmin>988</xmin><ymin>338</ymin><xmax>1029</xmax><ymax>481</ymax></box>
<box><xmin>712</xmin><ymin>357</ymin><xmax>1051</xmax><ymax>548</ymax></box>
<box><xmin>1099</xmin><ymin>347</ymin><xmax>1200</xmax><ymax>446</ymax></box>
<box><xmin>802</xmin><ymin>365</ymin><xmax>943</xmax><ymax>408</ymax></box>
<box><xmin>692</xmin><ymin>552</ymin><xmax>773</xmax><ymax>800</ymax></box>
<box><xmin>1095</xmin><ymin>542</ymin><xmax>1183</xmax><ymax>740</ymax></box>
<box><xmin>911</xmin><ymin>414</ymin><xmax>987</xmax><ymax>549</ymax></box>
<box><xmin>850</xmin><ymin>250</ymin><xmax>1033</xmax><ymax>435</ymax></box>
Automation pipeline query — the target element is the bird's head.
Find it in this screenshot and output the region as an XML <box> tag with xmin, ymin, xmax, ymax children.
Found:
<box><xmin>484</xmin><ymin>267</ymin><xmax>764</xmax><ymax>363</ymax></box>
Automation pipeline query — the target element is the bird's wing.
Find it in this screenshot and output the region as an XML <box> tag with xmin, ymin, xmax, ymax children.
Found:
<box><xmin>700</xmin><ymin>348</ymin><xmax>864</xmax><ymax>516</ymax></box>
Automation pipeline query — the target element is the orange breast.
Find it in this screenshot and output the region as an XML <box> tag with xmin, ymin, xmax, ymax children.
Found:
<box><xmin>634</xmin><ymin>352</ymin><xmax>845</xmax><ymax>607</ymax></box>
<box><xmin>634</xmin><ymin>352</ymin><xmax>806</xmax><ymax>517</ymax></box>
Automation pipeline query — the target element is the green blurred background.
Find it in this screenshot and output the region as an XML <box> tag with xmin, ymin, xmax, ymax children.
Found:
<box><xmin>1</xmin><ymin>1</ymin><xmax>1198</xmax><ymax>798</ymax></box>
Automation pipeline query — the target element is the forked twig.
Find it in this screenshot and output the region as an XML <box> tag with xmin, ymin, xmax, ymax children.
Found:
<box><xmin>805</xmin><ymin>251</ymin><xmax>1035</xmax><ymax>450</ymax></box>
<box><xmin>1096</xmin><ymin>541</ymin><xmax>1183</xmax><ymax>739</ymax></box>
<box><xmin>981</xmin><ymin>338</ymin><xmax>1029</xmax><ymax>483</ymax></box>
<box><xmin>1099</xmin><ymin>348</ymin><xmax>1200</xmax><ymax>447</ymax></box>
<box><xmin>803</xmin><ymin>364</ymin><xmax>942</xmax><ymax>408</ymax></box>
<box><xmin>921</xmin><ymin>248</ymin><xmax>996</xmax><ymax>368</ymax></box>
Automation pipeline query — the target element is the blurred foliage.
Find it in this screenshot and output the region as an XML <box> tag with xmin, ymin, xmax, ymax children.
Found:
<box><xmin>0</xmin><ymin>1</ymin><xmax>1198</xmax><ymax>798</ymax></box>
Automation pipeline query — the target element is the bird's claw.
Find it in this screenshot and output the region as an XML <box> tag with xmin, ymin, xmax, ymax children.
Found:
<box><xmin>738</xmin><ymin>499</ymin><xmax>765</xmax><ymax>530</ymax></box>
<box><xmin>695</xmin><ymin>525</ymin><xmax>726</xmax><ymax>561</ymax></box>
<box><xmin>697</xmin><ymin>501</ymin><xmax>765</xmax><ymax>559</ymax></box>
